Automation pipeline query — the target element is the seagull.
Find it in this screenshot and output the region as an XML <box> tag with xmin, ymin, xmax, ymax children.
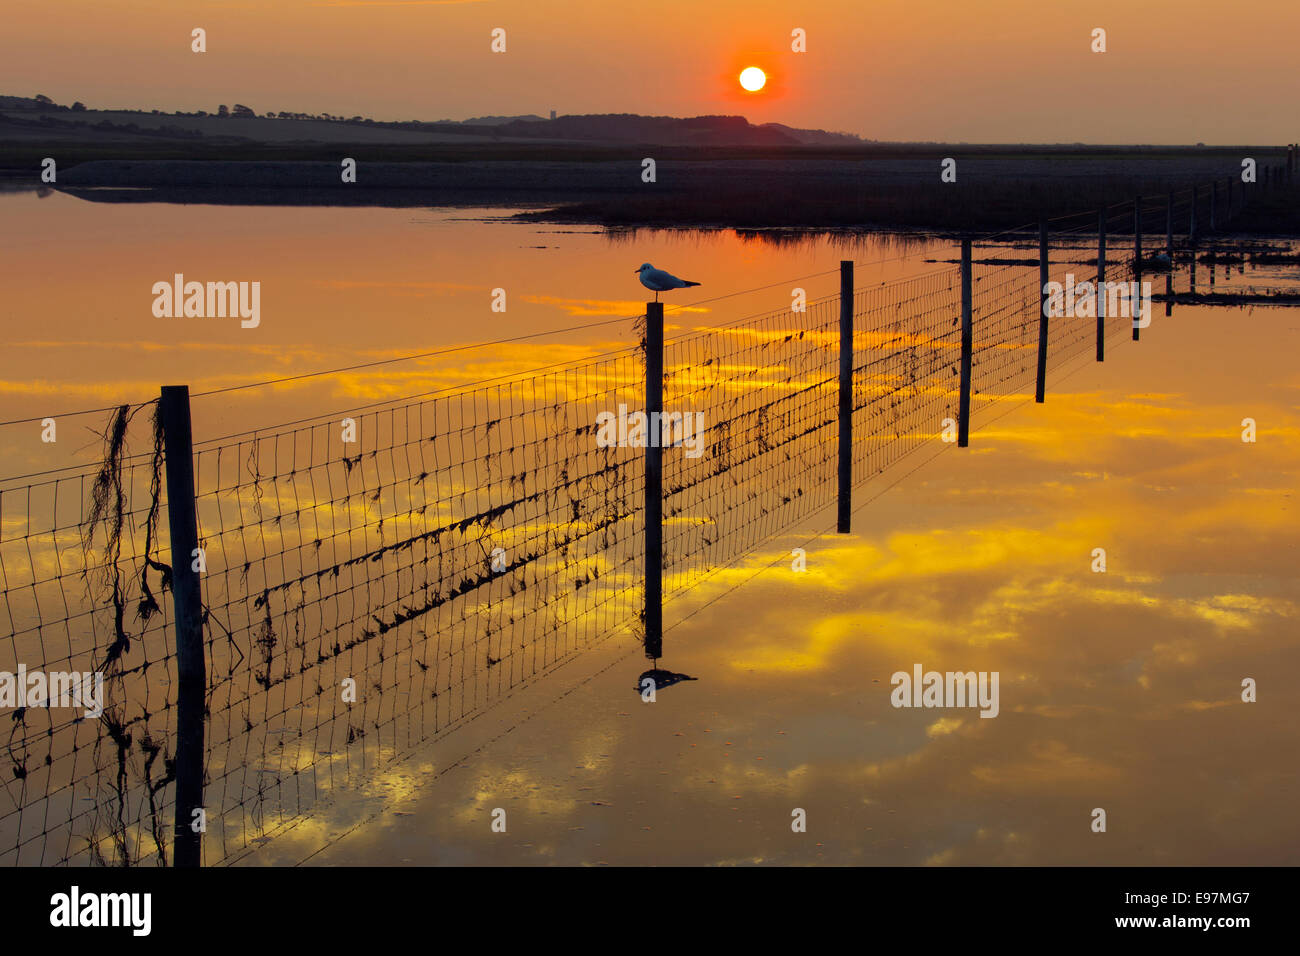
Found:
<box><xmin>636</xmin><ymin>262</ymin><xmax>700</xmax><ymax>301</ymax></box>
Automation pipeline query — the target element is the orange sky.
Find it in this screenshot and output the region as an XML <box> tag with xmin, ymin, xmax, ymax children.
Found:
<box><xmin>2</xmin><ymin>0</ymin><xmax>1298</xmax><ymax>143</ymax></box>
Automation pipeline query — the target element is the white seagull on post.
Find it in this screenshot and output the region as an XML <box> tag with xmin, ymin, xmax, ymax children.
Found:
<box><xmin>636</xmin><ymin>262</ymin><xmax>700</xmax><ymax>302</ymax></box>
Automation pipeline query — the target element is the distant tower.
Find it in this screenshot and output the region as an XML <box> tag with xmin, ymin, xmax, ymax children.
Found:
<box><xmin>550</xmin><ymin>109</ymin><xmax>556</xmax><ymax>120</ymax></box>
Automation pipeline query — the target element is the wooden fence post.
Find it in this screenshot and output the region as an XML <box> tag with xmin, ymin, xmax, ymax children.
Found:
<box><xmin>958</xmin><ymin>239</ymin><xmax>972</xmax><ymax>447</ymax></box>
<box><xmin>1096</xmin><ymin>209</ymin><xmax>1106</xmax><ymax>362</ymax></box>
<box><xmin>837</xmin><ymin>260</ymin><xmax>853</xmax><ymax>533</ymax></box>
<box><xmin>642</xmin><ymin>304</ymin><xmax>670</xmax><ymax>665</ymax></box>
<box><xmin>1164</xmin><ymin>190</ymin><xmax>1175</xmax><ymax>318</ymax></box>
<box><xmin>644</xmin><ymin>303</ymin><xmax>665</xmax><ymax>660</ymax></box>
<box><xmin>160</xmin><ymin>385</ymin><xmax>205</xmax><ymax>868</ymax></box>
<box><xmin>643</xmin><ymin>303</ymin><xmax>663</xmax><ymax>661</ymax></box>
<box><xmin>1166</xmin><ymin>190</ymin><xmax>1174</xmax><ymax>257</ymax></box>
<box><xmin>1133</xmin><ymin>200</ymin><xmax>1142</xmax><ymax>342</ymax></box>
<box><xmin>1035</xmin><ymin>222</ymin><xmax>1049</xmax><ymax>403</ymax></box>
<box><xmin>1133</xmin><ymin>196</ymin><xmax>1142</xmax><ymax>264</ymax></box>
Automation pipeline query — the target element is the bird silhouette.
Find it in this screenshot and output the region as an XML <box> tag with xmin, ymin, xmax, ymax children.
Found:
<box><xmin>636</xmin><ymin>263</ymin><xmax>700</xmax><ymax>302</ymax></box>
<box><xmin>636</xmin><ymin>668</ymin><xmax>698</xmax><ymax>692</ymax></box>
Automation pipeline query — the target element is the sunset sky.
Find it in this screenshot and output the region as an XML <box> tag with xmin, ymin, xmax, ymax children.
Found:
<box><xmin>4</xmin><ymin>0</ymin><xmax>1297</xmax><ymax>144</ymax></box>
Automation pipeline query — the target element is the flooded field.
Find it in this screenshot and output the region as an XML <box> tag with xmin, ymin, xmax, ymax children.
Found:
<box><xmin>240</xmin><ymin>286</ymin><xmax>1300</xmax><ymax>866</ymax></box>
<box><xmin>1</xmin><ymin>191</ymin><xmax>1297</xmax><ymax>866</ymax></box>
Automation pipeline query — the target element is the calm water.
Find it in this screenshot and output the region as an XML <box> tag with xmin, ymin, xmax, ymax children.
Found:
<box><xmin>0</xmin><ymin>192</ymin><xmax>944</xmax><ymax>471</ymax></box>
<box><xmin>240</xmin><ymin>292</ymin><xmax>1300</xmax><ymax>867</ymax></box>
<box><xmin>2</xmin><ymin>191</ymin><xmax>1297</xmax><ymax>866</ymax></box>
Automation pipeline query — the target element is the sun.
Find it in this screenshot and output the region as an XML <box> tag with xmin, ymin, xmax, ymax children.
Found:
<box><xmin>738</xmin><ymin>66</ymin><xmax>766</xmax><ymax>92</ymax></box>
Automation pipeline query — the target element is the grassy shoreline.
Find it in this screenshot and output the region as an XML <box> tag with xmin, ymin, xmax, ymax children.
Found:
<box><xmin>3</xmin><ymin>147</ymin><xmax>1295</xmax><ymax>234</ymax></box>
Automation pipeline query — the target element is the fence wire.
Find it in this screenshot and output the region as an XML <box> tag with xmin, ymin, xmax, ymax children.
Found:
<box><xmin>0</xmin><ymin>198</ymin><xmax>1218</xmax><ymax>865</ymax></box>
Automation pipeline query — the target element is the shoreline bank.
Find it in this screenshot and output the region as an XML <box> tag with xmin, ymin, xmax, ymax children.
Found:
<box><xmin>2</xmin><ymin>154</ymin><xmax>1295</xmax><ymax>234</ymax></box>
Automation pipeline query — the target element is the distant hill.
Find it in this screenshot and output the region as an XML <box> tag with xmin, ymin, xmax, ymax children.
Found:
<box><xmin>488</xmin><ymin>113</ymin><xmax>862</xmax><ymax>147</ymax></box>
<box><xmin>455</xmin><ymin>115</ymin><xmax>548</xmax><ymax>126</ymax></box>
<box><xmin>759</xmin><ymin>122</ymin><xmax>865</xmax><ymax>146</ymax></box>
<box><xmin>1</xmin><ymin>94</ymin><xmax>67</xmax><ymax>109</ymax></box>
<box><xmin>0</xmin><ymin>94</ymin><xmax>863</xmax><ymax>148</ymax></box>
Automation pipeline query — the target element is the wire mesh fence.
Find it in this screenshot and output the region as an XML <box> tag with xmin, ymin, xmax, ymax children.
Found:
<box><xmin>663</xmin><ymin>295</ymin><xmax>841</xmax><ymax>594</ymax></box>
<box><xmin>0</xmin><ymin>404</ymin><xmax>177</xmax><ymax>866</ymax></box>
<box><xmin>852</xmin><ymin>269</ymin><xmax>963</xmax><ymax>481</ymax></box>
<box><xmin>0</xmin><ymin>191</ymin><xmax>1229</xmax><ymax>866</ymax></box>
<box><xmin>190</xmin><ymin>353</ymin><xmax>649</xmax><ymax>862</ymax></box>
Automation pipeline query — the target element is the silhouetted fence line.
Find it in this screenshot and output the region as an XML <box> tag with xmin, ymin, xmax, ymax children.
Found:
<box><xmin>0</xmin><ymin>180</ymin><xmax>1271</xmax><ymax>866</ymax></box>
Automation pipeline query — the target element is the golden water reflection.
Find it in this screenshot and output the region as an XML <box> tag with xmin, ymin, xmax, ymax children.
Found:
<box><xmin>3</xmin><ymin>192</ymin><xmax>1296</xmax><ymax>865</ymax></box>
<box><xmin>243</xmin><ymin>299</ymin><xmax>1300</xmax><ymax>866</ymax></box>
